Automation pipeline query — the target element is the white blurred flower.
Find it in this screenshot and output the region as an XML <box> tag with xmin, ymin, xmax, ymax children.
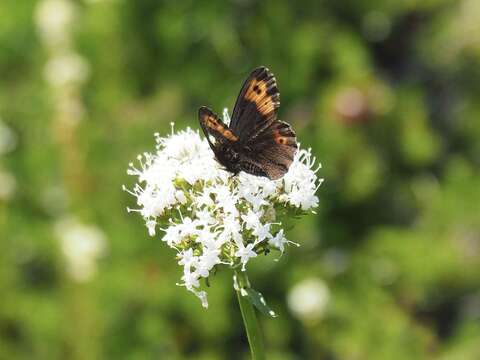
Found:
<box><xmin>287</xmin><ymin>278</ymin><xmax>330</xmax><ymax>323</ymax></box>
<box><xmin>55</xmin><ymin>217</ymin><xmax>107</xmax><ymax>282</ymax></box>
<box><xmin>44</xmin><ymin>53</ymin><xmax>90</xmax><ymax>88</ymax></box>
<box><xmin>35</xmin><ymin>0</ymin><xmax>76</xmax><ymax>47</ymax></box>
<box><xmin>0</xmin><ymin>120</ymin><xmax>17</xmax><ymax>155</ymax></box>
<box><xmin>0</xmin><ymin>170</ymin><xmax>16</xmax><ymax>201</ymax></box>
<box><xmin>125</xmin><ymin>125</ymin><xmax>322</xmax><ymax>307</ymax></box>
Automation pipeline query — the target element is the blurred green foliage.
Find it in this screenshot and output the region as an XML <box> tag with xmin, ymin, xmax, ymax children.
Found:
<box><xmin>1</xmin><ymin>0</ymin><xmax>480</xmax><ymax>359</ymax></box>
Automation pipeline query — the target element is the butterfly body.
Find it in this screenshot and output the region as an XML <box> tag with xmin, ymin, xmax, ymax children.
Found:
<box><xmin>212</xmin><ymin>142</ymin><xmax>242</xmax><ymax>175</ymax></box>
<box><xmin>199</xmin><ymin>67</ymin><xmax>298</xmax><ymax>180</ymax></box>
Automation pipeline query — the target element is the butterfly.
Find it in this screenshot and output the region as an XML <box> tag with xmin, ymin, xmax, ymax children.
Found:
<box><xmin>198</xmin><ymin>66</ymin><xmax>298</xmax><ymax>180</ymax></box>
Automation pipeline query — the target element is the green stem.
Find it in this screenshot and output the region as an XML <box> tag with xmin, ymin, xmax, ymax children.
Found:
<box><xmin>234</xmin><ymin>270</ymin><xmax>265</xmax><ymax>360</ymax></box>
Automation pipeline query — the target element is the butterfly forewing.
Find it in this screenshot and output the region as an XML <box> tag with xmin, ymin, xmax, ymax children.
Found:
<box><xmin>198</xmin><ymin>106</ymin><xmax>239</xmax><ymax>150</ymax></box>
<box><xmin>229</xmin><ymin>67</ymin><xmax>280</xmax><ymax>142</ymax></box>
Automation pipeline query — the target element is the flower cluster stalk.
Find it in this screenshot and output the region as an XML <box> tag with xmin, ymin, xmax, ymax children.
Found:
<box><xmin>235</xmin><ymin>270</ymin><xmax>265</xmax><ymax>360</ymax></box>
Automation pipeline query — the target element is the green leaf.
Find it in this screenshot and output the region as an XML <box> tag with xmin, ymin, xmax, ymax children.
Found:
<box><xmin>244</xmin><ymin>288</ymin><xmax>278</xmax><ymax>318</ymax></box>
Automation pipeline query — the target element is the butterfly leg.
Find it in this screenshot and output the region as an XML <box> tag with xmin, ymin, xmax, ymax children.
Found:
<box><xmin>229</xmin><ymin>171</ymin><xmax>240</xmax><ymax>181</ymax></box>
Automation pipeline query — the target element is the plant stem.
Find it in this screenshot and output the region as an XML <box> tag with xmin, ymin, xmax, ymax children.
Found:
<box><xmin>234</xmin><ymin>270</ymin><xmax>265</xmax><ymax>360</ymax></box>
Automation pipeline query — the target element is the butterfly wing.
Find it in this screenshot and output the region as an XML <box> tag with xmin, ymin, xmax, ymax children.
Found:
<box><xmin>239</xmin><ymin>120</ymin><xmax>298</xmax><ymax>180</ymax></box>
<box><xmin>198</xmin><ymin>106</ymin><xmax>239</xmax><ymax>151</ymax></box>
<box><xmin>199</xmin><ymin>67</ymin><xmax>297</xmax><ymax>180</ymax></box>
<box><xmin>229</xmin><ymin>67</ymin><xmax>280</xmax><ymax>142</ymax></box>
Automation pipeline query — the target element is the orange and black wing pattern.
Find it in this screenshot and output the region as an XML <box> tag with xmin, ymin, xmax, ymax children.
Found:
<box><xmin>198</xmin><ymin>106</ymin><xmax>238</xmax><ymax>150</ymax></box>
<box><xmin>244</xmin><ymin>120</ymin><xmax>297</xmax><ymax>180</ymax></box>
<box><xmin>229</xmin><ymin>67</ymin><xmax>280</xmax><ymax>142</ymax></box>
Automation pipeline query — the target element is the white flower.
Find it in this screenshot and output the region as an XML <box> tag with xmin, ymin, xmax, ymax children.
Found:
<box><xmin>252</xmin><ymin>223</ymin><xmax>271</xmax><ymax>243</ymax></box>
<box><xmin>197</xmin><ymin>291</ymin><xmax>209</xmax><ymax>308</ymax></box>
<box><xmin>235</xmin><ymin>243</ymin><xmax>257</xmax><ymax>271</ymax></box>
<box><xmin>182</xmin><ymin>268</ymin><xmax>200</xmax><ymax>289</ymax></box>
<box><xmin>223</xmin><ymin>108</ymin><xmax>231</xmax><ymax>125</ymax></box>
<box><xmin>179</xmin><ymin>249</ymin><xmax>197</xmax><ymax>268</ymax></box>
<box><xmin>220</xmin><ymin>214</ymin><xmax>242</xmax><ymax>245</ymax></box>
<box><xmin>162</xmin><ymin>224</ymin><xmax>183</xmax><ymax>246</ymax></box>
<box><xmin>287</xmin><ymin>278</ymin><xmax>330</xmax><ymax>323</ymax></box>
<box><xmin>125</xmin><ymin>124</ymin><xmax>322</xmax><ymax>307</ymax></box>
<box><xmin>55</xmin><ymin>217</ymin><xmax>107</xmax><ymax>282</ymax></box>
<box><xmin>195</xmin><ymin>208</ymin><xmax>216</xmax><ymax>226</ymax></box>
<box><xmin>242</xmin><ymin>209</ymin><xmax>262</xmax><ymax>230</ymax></box>
<box><xmin>146</xmin><ymin>219</ymin><xmax>156</xmax><ymax>236</ymax></box>
<box><xmin>175</xmin><ymin>190</ymin><xmax>187</xmax><ymax>204</ymax></box>
<box><xmin>268</xmin><ymin>229</ymin><xmax>288</xmax><ymax>253</ymax></box>
<box><xmin>282</xmin><ymin>148</ymin><xmax>322</xmax><ymax>210</ymax></box>
<box><xmin>196</xmin><ymin>228</ymin><xmax>217</xmax><ymax>248</ymax></box>
<box><xmin>195</xmin><ymin>188</ymin><xmax>215</xmax><ymax>208</ymax></box>
<box><xmin>198</xmin><ymin>247</ymin><xmax>221</xmax><ymax>275</ymax></box>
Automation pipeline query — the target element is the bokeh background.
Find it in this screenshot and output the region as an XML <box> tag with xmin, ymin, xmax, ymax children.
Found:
<box><xmin>1</xmin><ymin>0</ymin><xmax>480</xmax><ymax>359</ymax></box>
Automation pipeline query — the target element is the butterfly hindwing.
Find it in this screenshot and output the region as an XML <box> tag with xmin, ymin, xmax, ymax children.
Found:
<box><xmin>239</xmin><ymin>120</ymin><xmax>297</xmax><ymax>180</ymax></box>
<box><xmin>229</xmin><ymin>67</ymin><xmax>280</xmax><ymax>142</ymax></box>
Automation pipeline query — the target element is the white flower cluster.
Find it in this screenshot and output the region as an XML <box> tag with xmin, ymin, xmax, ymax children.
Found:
<box><xmin>125</xmin><ymin>123</ymin><xmax>322</xmax><ymax>307</ymax></box>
